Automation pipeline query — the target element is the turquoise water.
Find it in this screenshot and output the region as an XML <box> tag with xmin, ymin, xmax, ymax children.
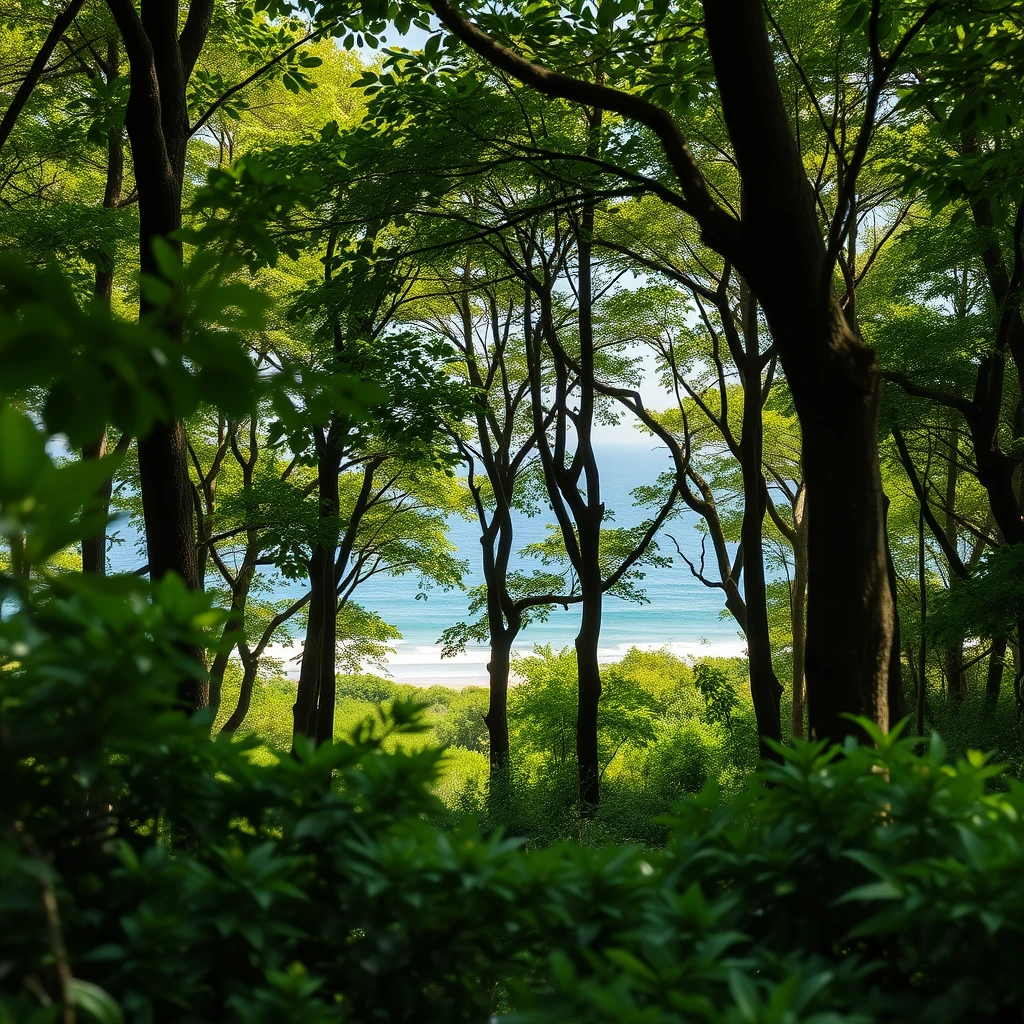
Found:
<box><xmin>110</xmin><ymin>437</ymin><xmax>745</xmax><ymax>685</ymax></box>
<box><xmin>315</xmin><ymin>438</ymin><xmax>745</xmax><ymax>684</ymax></box>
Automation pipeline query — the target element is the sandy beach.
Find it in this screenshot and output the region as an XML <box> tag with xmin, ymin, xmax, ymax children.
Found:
<box><xmin>257</xmin><ymin>636</ymin><xmax>749</xmax><ymax>688</ymax></box>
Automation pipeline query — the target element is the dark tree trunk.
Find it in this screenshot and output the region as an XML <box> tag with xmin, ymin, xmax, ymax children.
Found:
<box><xmin>987</xmin><ymin>634</ymin><xmax>1007</xmax><ymax>706</ymax></box>
<box><xmin>917</xmin><ymin>482</ymin><xmax>928</xmax><ymax>736</ymax></box>
<box><xmin>485</xmin><ymin>631</ymin><xmax>513</xmax><ymax>769</ymax></box>
<box><xmin>793</xmin><ymin>323</ymin><xmax>892</xmax><ymax>743</ymax></box>
<box><xmin>705</xmin><ymin>2</ymin><xmax>893</xmax><ymax>744</ymax></box>
<box><xmin>573</xmin><ymin>195</ymin><xmax>604</xmax><ymax>809</ymax></box>
<box><xmin>943</xmin><ymin>420</ymin><xmax>966</xmax><ymax>703</ymax></box>
<box><xmin>576</xmin><ymin>576</ymin><xmax>602</xmax><ymax>808</ymax></box>
<box><xmin>485</xmin><ymin>621</ymin><xmax>515</xmax><ymax>812</ymax></box>
<box><xmin>474</xmin><ymin>447</ymin><xmax>521</xmax><ymax>777</ymax></box>
<box><xmin>81</xmin><ymin>36</ymin><xmax>124</xmax><ymax>577</ymax></box>
<box><xmin>293</xmin><ymin>441</ymin><xmax>342</xmax><ymax>746</ymax></box>
<box><xmin>81</xmin><ymin>430</ymin><xmax>111</xmax><ymax>576</ymax></box>
<box><xmin>883</xmin><ymin>495</ymin><xmax>908</xmax><ymax>724</ymax></box>
<box><xmin>109</xmin><ymin>0</ymin><xmax>215</xmax><ymax>712</ymax></box>
<box><xmin>738</xmin><ymin>286</ymin><xmax>782</xmax><ymax>757</ymax></box>
<box><xmin>945</xmin><ymin>647</ymin><xmax>966</xmax><ymax>703</ymax></box>
<box><xmin>220</xmin><ymin>656</ymin><xmax>258</xmax><ymax>734</ymax></box>
<box><xmin>790</xmin><ymin>487</ymin><xmax>808</xmax><ymax>739</ymax></box>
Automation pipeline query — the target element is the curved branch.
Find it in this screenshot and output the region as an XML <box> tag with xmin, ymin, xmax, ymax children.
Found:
<box><xmin>189</xmin><ymin>22</ymin><xmax>336</xmax><ymax>137</ymax></box>
<box><xmin>428</xmin><ymin>0</ymin><xmax>743</xmax><ymax>257</ymax></box>
<box><xmin>892</xmin><ymin>425</ymin><xmax>969</xmax><ymax>580</ymax></box>
<box><xmin>883</xmin><ymin>370</ymin><xmax>974</xmax><ymax>419</ymax></box>
<box><xmin>0</xmin><ymin>0</ymin><xmax>86</xmax><ymax>153</ymax></box>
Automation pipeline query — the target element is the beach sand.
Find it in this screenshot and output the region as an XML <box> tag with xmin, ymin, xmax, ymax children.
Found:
<box><xmin>257</xmin><ymin>636</ymin><xmax>749</xmax><ymax>689</ymax></box>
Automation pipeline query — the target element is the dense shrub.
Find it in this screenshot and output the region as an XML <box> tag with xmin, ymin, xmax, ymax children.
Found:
<box><xmin>6</xmin><ymin>574</ymin><xmax>1024</xmax><ymax>1023</ymax></box>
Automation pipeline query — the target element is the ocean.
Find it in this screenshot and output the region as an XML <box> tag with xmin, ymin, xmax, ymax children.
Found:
<box><xmin>111</xmin><ymin>435</ymin><xmax>746</xmax><ymax>686</ymax></box>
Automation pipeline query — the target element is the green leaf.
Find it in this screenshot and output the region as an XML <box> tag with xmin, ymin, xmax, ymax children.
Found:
<box><xmin>728</xmin><ymin>970</ymin><xmax>759</xmax><ymax>1022</ymax></box>
<box><xmin>69</xmin><ymin>979</ymin><xmax>123</xmax><ymax>1024</ymax></box>
<box><xmin>0</xmin><ymin>405</ymin><xmax>48</xmax><ymax>500</ymax></box>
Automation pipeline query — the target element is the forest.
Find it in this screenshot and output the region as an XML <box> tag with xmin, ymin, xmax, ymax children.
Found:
<box><xmin>2</xmin><ymin>0</ymin><xmax>1024</xmax><ymax>1020</ymax></box>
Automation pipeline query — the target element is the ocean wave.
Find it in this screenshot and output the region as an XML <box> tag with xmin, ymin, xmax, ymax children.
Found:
<box><xmin>253</xmin><ymin>635</ymin><xmax>748</xmax><ymax>686</ymax></box>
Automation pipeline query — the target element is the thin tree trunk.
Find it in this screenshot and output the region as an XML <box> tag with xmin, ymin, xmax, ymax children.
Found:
<box><xmin>207</xmin><ymin>559</ymin><xmax>254</xmax><ymax>722</ymax></box>
<box><xmin>883</xmin><ymin>495</ymin><xmax>908</xmax><ymax>724</ymax></box>
<box><xmin>943</xmin><ymin>420</ymin><xmax>966</xmax><ymax>702</ymax></box>
<box><xmin>917</xmin><ymin>474</ymin><xmax>928</xmax><ymax>736</ymax></box>
<box><xmin>574</xmin><ymin>190</ymin><xmax>604</xmax><ymax>809</ymax></box>
<box><xmin>738</xmin><ymin>282</ymin><xmax>782</xmax><ymax>757</ymax></box>
<box><xmin>81</xmin><ymin>36</ymin><xmax>124</xmax><ymax>577</ymax></box>
<box><xmin>790</xmin><ymin>487</ymin><xmax>808</xmax><ymax>739</ymax></box>
<box><xmin>80</xmin><ymin>431</ymin><xmax>111</xmax><ymax>576</ymax></box>
<box><xmin>486</xmin><ymin>622</ymin><xmax>515</xmax><ymax>816</ymax></box>
<box><xmin>293</xmin><ymin>441</ymin><xmax>342</xmax><ymax>746</ymax></box>
<box><xmin>220</xmin><ymin>656</ymin><xmax>258</xmax><ymax>734</ymax></box>
<box><xmin>576</xmin><ymin>577</ymin><xmax>602</xmax><ymax>808</ymax></box>
<box><xmin>485</xmin><ymin>630</ymin><xmax>513</xmax><ymax>770</ymax></box>
<box><xmin>986</xmin><ymin>634</ymin><xmax>1007</xmax><ymax>706</ymax></box>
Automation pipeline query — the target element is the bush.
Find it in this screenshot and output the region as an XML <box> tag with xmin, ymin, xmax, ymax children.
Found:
<box><xmin>7</xmin><ymin>577</ymin><xmax>1024</xmax><ymax>1022</ymax></box>
<box><xmin>7</xmin><ymin>578</ymin><xmax>1024</xmax><ymax>1023</ymax></box>
<box><xmin>430</xmin><ymin>687</ymin><xmax>489</xmax><ymax>753</ymax></box>
<box><xmin>336</xmin><ymin>672</ymin><xmax>404</xmax><ymax>705</ymax></box>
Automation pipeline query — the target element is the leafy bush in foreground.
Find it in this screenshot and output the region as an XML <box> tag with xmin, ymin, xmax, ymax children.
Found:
<box><xmin>4</xmin><ymin>573</ymin><xmax>1024</xmax><ymax>1023</ymax></box>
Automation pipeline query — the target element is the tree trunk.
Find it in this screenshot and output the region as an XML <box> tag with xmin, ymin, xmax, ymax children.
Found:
<box><xmin>986</xmin><ymin>634</ymin><xmax>1007</xmax><ymax>706</ymax></box>
<box><xmin>704</xmin><ymin>1</ymin><xmax>893</xmax><ymax>744</ymax></box>
<box><xmin>943</xmin><ymin>419</ymin><xmax>966</xmax><ymax>702</ymax></box>
<box><xmin>944</xmin><ymin>647</ymin><xmax>966</xmax><ymax>703</ymax></box>
<box><xmin>917</xmin><ymin>480</ymin><xmax>928</xmax><ymax>736</ymax></box>
<box><xmin>81</xmin><ymin>430</ymin><xmax>111</xmax><ymax>576</ymax></box>
<box><xmin>81</xmin><ymin>36</ymin><xmax>124</xmax><ymax>577</ymax></box>
<box><xmin>207</xmin><ymin>564</ymin><xmax>253</xmax><ymax>723</ymax></box>
<box><xmin>574</xmin><ymin>192</ymin><xmax>604</xmax><ymax>808</ymax></box>
<box><xmin>790</xmin><ymin>487</ymin><xmax>808</xmax><ymax>739</ymax></box>
<box><xmin>220</xmin><ymin>656</ymin><xmax>258</xmax><ymax>734</ymax></box>
<box><xmin>576</xmin><ymin>577</ymin><xmax>602</xmax><ymax>808</ymax></box>
<box><xmin>738</xmin><ymin>286</ymin><xmax>782</xmax><ymax>757</ymax></box>
<box><xmin>477</xmin><ymin>471</ymin><xmax>520</xmax><ymax>778</ymax></box>
<box><xmin>883</xmin><ymin>495</ymin><xmax>908</xmax><ymax>724</ymax></box>
<box><xmin>797</xmin><ymin>330</ymin><xmax>892</xmax><ymax>743</ymax></box>
<box><xmin>111</xmin><ymin>0</ymin><xmax>213</xmax><ymax>713</ymax></box>
<box><xmin>485</xmin><ymin>629</ymin><xmax>513</xmax><ymax>770</ymax></box>
<box><xmin>293</xmin><ymin>441</ymin><xmax>341</xmax><ymax>747</ymax></box>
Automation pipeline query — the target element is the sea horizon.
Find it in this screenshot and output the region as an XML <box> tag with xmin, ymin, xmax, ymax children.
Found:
<box><xmin>113</xmin><ymin>434</ymin><xmax>748</xmax><ymax>687</ymax></box>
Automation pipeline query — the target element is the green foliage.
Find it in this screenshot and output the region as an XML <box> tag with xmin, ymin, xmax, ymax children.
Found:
<box><xmin>928</xmin><ymin>543</ymin><xmax>1024</xmax><ymax>645</ymax></box>
<box><xmin>694</xmin><ymin>659</ymin><xmax>739</xmax><ymax>729</ymax></box>
<box><xmin>510</xmin><ymin>645</ymin><xmax>659</xmax><ymax>775</ymax></box>
<box><xmin>9</xmin><ymin>593</ymin><xmax>1024</xmax><ymax>1024</ymax></box>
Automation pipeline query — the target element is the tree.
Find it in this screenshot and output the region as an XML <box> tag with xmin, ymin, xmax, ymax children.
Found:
<box><xmin>368</xmin><ymin>0</ymin><xmax>948</xmax><ymax>744</ymax></box>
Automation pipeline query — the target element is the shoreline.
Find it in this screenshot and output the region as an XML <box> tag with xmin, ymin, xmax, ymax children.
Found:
<box><xmin>254</xmin><ymin>636</ymin><xmax>750</xmax><ymax>690</ymax></box>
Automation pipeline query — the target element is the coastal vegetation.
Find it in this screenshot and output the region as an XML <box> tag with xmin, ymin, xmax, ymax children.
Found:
<box><xmin>2</xmin><ymin>0</ymin><xmax>1024</xmax><ymax>1019</ymax></box>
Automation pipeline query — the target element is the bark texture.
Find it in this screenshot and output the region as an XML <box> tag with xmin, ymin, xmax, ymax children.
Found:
<box><xmin>107</xmin><ymin>0</ymin><xmax>215</xmax><ymax>712</ymax></box>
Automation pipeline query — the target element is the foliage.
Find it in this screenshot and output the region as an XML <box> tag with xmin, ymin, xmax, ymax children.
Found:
<box><xmin>694</xmin><ymin>660</ymin><xmax>738</xmax><ymax>729</ymax></box>
<box><xmin>927</xmin><ymin>543</ymin><xmax>1024</xmax><ymax>646</ymax></box>
<box><xmin>8</xmin><ymin>596</ymin><xmax>1024</xmax><ymax>1024</ymax></box>
<box><xmin>510</xmin><ymin>645</ymin><xmax>659</xmax><ymax>774</ymax></box>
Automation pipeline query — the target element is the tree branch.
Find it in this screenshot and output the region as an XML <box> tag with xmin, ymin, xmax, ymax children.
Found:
<box><xmin>0</xmin><ymin>0</ymin><xmax>86</xmax><ymax>153</ymax></box>
<box><xmin>189</xmin><ymin>22</ymin><xmax>336</xmax><ymax>137</ymax></box>
<box><xmin>428</xmin><ymin>0</ymin><xmax>744</xmax><ymax>258</ymax></box>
